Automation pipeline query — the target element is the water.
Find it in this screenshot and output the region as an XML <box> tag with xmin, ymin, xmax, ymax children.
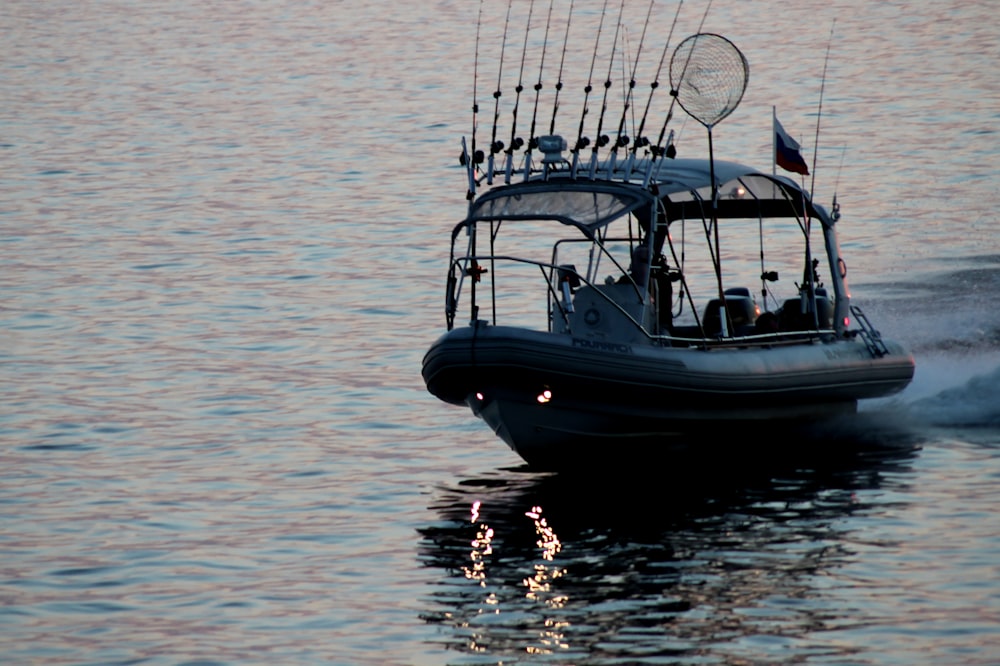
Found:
<box><xmin>2</xmin><ymin>1</ymin><xmax>998</xmax><ymax>664</ymax></box>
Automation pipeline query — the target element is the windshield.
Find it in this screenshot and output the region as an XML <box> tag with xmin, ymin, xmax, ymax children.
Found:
<box><xmin>469</xmin><ymin>181</ymin><xmax>654</xmax><ymax>232</ymax></box>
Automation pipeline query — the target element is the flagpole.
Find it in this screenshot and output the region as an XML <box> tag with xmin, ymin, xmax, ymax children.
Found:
<box><xmin>772</xmin><ymin>106</ymin><xmax>777</xmax><ymax>177</ymax></box>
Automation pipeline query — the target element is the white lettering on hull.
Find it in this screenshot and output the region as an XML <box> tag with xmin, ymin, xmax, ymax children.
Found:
<box><xmin>571</xmin><ymin>338</ymin><xmax>633</xmax><ymax>354</ymax></box>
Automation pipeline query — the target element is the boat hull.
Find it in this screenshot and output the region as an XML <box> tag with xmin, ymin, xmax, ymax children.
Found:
<box><xmin>422</xmin><ymin>324</ymin><xmax>915</xmax><ymax>468</ymax></box>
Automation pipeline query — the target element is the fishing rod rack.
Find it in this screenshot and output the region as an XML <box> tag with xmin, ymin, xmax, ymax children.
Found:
<box><xmin>460</xmin><ymin>0</ymin><xmax>701</xmax><ymax>199</ymax></box>
<box><xmin>462</xmin><ymin>131</ymin><xmax>675</xmax><ymax>187</ymax></box>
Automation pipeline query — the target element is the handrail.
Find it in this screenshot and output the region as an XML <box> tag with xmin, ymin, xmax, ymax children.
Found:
<box><xmin>655</xmin><ymin>329</ymin><xmax>836</xmax><ymax>349</ymax></box>
<box><xmin>448</xmin><ymin>252</ymin><xmax>843</xmax><ymax>348</ymax></box>
<box><xmin>849</xmin><ymin>305</ymin><xmax>890</xmax><ymax>358</ymax></box>
<box><xmin>449</xmin><ymin>254</ymin><xmax>654</xmax><ymax>338</ymax></box>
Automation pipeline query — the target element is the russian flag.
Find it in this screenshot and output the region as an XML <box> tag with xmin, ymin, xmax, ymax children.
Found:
<box><xmin>774</xmin><ymin>115</ymin><xmax>809</xmax><ymax>175</ymax></box>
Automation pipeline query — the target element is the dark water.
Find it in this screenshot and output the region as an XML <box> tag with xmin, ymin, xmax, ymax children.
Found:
<box><xmin>2</xmin><ymin>1</ymin><xmax>998</xmax><ymax>664</ymax></box>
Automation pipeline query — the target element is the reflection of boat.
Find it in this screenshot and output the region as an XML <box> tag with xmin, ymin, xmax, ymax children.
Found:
<box><xmin>418</xmin><ymin>433</ymin><xmax>920</xmax><ymax>662</ymax></box>
<box><xmin>421</xmin><ymin>28</ymin><xmax>914</xmax><ymax>469</ymax></box>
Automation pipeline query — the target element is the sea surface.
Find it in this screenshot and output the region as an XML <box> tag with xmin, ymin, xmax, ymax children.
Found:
<box><xmin>2</xmin><ymin>1</ymin><xmax>999</xmax><ymax>664</ymax></box>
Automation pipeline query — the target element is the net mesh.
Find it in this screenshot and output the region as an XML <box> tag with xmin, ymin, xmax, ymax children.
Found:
<box><xmin>669</xmin><ymin>33</ymin><xmax>749</xmax><ymax>128</ymax></box>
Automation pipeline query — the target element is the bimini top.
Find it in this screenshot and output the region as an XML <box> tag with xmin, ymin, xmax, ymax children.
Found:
<box><xmin>459</xmin><ymin>157</ymin><xmax>831</xmax><ymax>239</ymax></box>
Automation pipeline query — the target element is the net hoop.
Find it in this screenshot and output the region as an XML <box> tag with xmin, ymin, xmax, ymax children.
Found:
<box><xmin>669</xmin><ymin>33</ymin><xmax>749</xmax><ymax>129</ymax></box>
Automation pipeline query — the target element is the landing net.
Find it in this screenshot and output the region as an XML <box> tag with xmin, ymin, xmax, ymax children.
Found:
<box><xmin>670</xmin><ymin>33</ymin><xmax>749</xmax><ymax>129</ymax></box>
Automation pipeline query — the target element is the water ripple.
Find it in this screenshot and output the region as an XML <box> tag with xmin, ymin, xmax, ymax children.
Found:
<box><xmin>1</xmin><ymin>0</ymin><xmax>998</xmax><ymax>663</ymax></box>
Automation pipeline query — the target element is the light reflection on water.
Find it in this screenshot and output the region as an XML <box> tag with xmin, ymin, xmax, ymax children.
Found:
<box><xmin>419</xmin><ymin>432</ymin><xmax>931</xmax><ymax>663</ymax></box>
<box><xmin>421</xmin><ymin>413</ymin><xmax>1000</xmax><ymax>663</ymax></box>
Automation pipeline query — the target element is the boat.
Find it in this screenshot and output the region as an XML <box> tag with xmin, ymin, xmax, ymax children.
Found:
<box><xmin>421</xmin><ymin>24</ymin><xmax>914</xmax><ymax>469</ymax></box>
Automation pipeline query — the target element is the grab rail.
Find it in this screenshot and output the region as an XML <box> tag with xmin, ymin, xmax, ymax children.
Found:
<box><xmin>849</xmin><ymin>304</ymin><xmax>890</xmax><ymax>357</ymax></box>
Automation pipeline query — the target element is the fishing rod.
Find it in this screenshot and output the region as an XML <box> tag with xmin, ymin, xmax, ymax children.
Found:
<box><xmin>650</xmin><ymin>0</ymin><xmax>712</xmax><ymax>167</ymax></box>
<box><xmin>522</xmin><ymin>0</ymin><xmax>555</xmax><ymax>179</ymax></box>
<box><xmin>809</xmin><ymin>20</ymin><xmax>836</xmax><ymax>201</ymax></box>
<box><xmin>464</xmin><ymin>0</ymin><xmax>486</xmax><ymax>201</ymax></box>
<box><xmin>588</xmin><ymin>0</ymin><xmax>626</xmax><ymax>179</ymax></box>
<box><xmin>627</xmin><ymin>0</ymin><xmax>683</xmax><ymax>175</ymax></box>
<box><xmin>799</xmin><ymin>21</ymin><xmax>836</xmax><ymax>330</ymax></box>
<box><xmin>572</xmin><ymin>0</ymin><xmax>610</xmax><ymax>177</ymax></box>
<box><xmin>486</xmin><ymin>0</ymin><xmax>514</xmax><ymax>185</ymax></box>
<box><xmin>609</xmin><ymin>0</ymin><xmax>655</xmax><ymax>175</ymax></box>
<box><xmin>548</xmin><ymin>0</ymin><xmax>574</xmax><ymax>136</ymax></box>
<box><xmin>504</xmin><ymin>0</ymin><xmax>536</xmax><ymax>184</ymax></box>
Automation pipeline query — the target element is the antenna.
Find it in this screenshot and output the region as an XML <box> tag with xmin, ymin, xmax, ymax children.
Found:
<box><xmin>487</xmin><ymin>0</ymin><xmax>514</xmax><ymax>185</ymax></box>
<box><xmin>504</xmin><ymin>0</ymin><xmax>536</xmax><ymax>184</ymax></box>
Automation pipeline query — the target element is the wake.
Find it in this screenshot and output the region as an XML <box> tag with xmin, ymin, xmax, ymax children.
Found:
<box><xmin>907</xmin><ymin>357</ymin><xmax>1000</xmax><ymax>428</ymax></box>
<box><xmin>868</xmin><ymin>352</ymin><xmax>1000</xmax><ymax>429</ymax></box>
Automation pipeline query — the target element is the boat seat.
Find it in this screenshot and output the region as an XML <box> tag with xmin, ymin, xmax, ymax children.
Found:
<box><xmin>566</xmin><ymin>283</ymin><xmax>653</xmax><ymax>342</ymax></box>
<box><xmin>702</xmin><ymin>295</ymin><xmax>757</xmax><ymax>337</ymax></box>
<box><xmin>724</xmin><ymin>286</ymin><xmax>753</xmax><ymax>299</ymax></box>
<box><xmin>778</xmin><ymin>294</ymin><xmax>834</xmax><ymax>331</ymax></box>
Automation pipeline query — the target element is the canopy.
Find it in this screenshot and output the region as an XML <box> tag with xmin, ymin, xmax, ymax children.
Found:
<box><xmin>657</xmin><ymin>160</ymin><xmax>827</xmax><ymax>224</ymax></box>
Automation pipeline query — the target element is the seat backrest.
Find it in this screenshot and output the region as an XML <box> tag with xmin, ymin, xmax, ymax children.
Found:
<box><xmin>703</xmin><ymin>295</ymin><xmax>757</xmax><ymax>336</ymax></box>
<box><xmin>778</xmin><ymin>295</ymin><xmax>834</xmax><ymax>331</ymax></box>
<box><xmin>567</xmin><ymin>284</ymin><xmax>653</xmax><ymax>342</ymax></box>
